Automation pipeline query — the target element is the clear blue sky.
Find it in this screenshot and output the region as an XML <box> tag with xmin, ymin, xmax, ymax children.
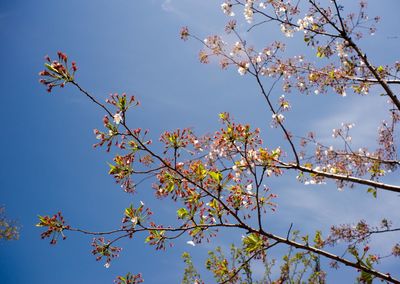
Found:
<box><xmin>0</xmin><ymin>0</ymin><xmax>399</xmax><ymax>283</ymax></box>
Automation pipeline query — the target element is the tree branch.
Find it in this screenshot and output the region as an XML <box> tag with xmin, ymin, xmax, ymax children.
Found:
<box><xmin>278</xmin><ymin>161</ymin><xmax>400</xmax><ymax>193</ymax></box>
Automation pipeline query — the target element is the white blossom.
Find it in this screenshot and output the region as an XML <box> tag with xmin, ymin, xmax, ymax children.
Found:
<box><xmin>246</xmin><ymin>183</ymin><xmax>253</xmax><ymax>193</ymax></box>
<box><xmin>264</xmin><ymin>49</ymin><xmax>272</xmax><ymax>56</ymax></box>
<box><xmin>131</xmin><ymin>217</ymin><xmax>138</xmax><ymax>225</ymax></box>
<box><xmin>244</xmin><ymin>0</ymin><xmax>254</xmax><ymax>23</ymax></box>
<box><xmin>221</xmin><ymin>2</ymin><xmax>235</xmax><ymax>16</ymax></box>
<box><xmin>336</xmin><ymin>42</ymin><xmax>348</xmax><ymax>58</ymax></box>
<box><xmin>238</xmin><ymin>62</ymin><xmax>250</xmax><ymax>75</ymax></box>
<box><xmin>280</xmin><ymin>24</ymin><xmax>294</xmax><ymax>37</ymax></box>
<box><xmin>297</xmin><ymin>16</ymin><xmax>314</xmax><ymax>31</ymax></box>
<box><xmin>272</xmin><ymin>113</ymin><xmax>285</xmax><ymax>123</ymax></box>
<box><xmin>113</xmin><ymin>112</ymin><xmax>123</xmax><ymax>124</ymax></box>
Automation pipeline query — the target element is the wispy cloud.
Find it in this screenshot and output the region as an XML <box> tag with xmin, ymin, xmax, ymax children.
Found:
<box><xmin>161</xmin><ymin>0</ymin><xmax>175</xmax><ymax>13</ymax></box>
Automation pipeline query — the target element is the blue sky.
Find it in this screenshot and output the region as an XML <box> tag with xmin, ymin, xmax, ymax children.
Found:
<box><xmin>0</xmin><ymin>0</ymin><xmax>399</xmax><ymax>283</ymax></box>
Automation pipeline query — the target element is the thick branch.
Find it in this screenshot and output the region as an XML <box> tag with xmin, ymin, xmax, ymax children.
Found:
<box><xmin>346</xmin><ymin>38</ymin><xmax>400</xmax><ymax>111</ymax></box>
<box><xmin>256</xmin><ymin>228</ymin><xmax>400</xmax><ymax>284</ymax></box>
<box><xmin>278</xmin><ymin>161</ymin><xmax>400</xmax><ymax>193</ymax></box>
<box><xmin>69</xmin><ymin>221</ymin><xmax>400</xmax><ymax>283</ymax></box>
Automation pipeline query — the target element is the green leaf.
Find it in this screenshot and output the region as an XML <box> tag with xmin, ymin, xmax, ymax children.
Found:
<box><xmin>313</xmin><ymin>230</ymin><xmax>323</xmax><ymax>248</ymax></box>
<box><xmin>177</xmin><ymin>208</ymin><xmax>189</xmax><ymax>219</ymax></box>
<box><xmin>45</xmin><ymin>63</ymin><xmax>58</xmax><ymax>73</ymax></box>
<box><xmin>36</xmin><ymin>215</ymin><xmax>45</xmax><ymax>227</ymax></box>
<box><xmin>367</xmin><ymin>187</ymin><xmax>377</xmax><ymax>198</ymax></box>
<box><xmin>208</xmin><ymin>199</ymin><xmax>219</xmax><ymax>210</ymax></box>
<box><xmin>191</xmin><ymin>227</ymin><xmax>202</xmax><ymax>236</ymax></box>
<box><xmin>124</xmin><ymin>205</ymin><xmax>134</xmax><ymax>218</ymax></box>
<box><xmin>303</xmin><ymin>163</ymin><xmax>313</xmax><ymax>169</ymax></box>
<box><xmin>108</xmin><ymin>163</ymin><xmax>118</xmax><ymax>175</ymax></box>
<box><xmin>360</xmin><ymin>270</ymin><xmax>374</xmax><ymax>284</ymax></box>
<box><xmin>208</xmin><ymin>171</ymin><xmax>222</xmax><ymax>183</ymax></box>
<box><xmin>166</xmin><ymin>182</ymin><xmax>175</xmax><ymax>192</ymax></box>
<box><xmin>242</xmin><ymin>233</ymin><xmax>263</xmax><ymax>253</ymax></box>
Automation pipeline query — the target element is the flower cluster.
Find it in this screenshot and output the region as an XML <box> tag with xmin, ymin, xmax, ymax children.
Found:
<box><xmin>91</xmin><ymin>237</ymin><xmax>122</xmax><ymax>268</ymax></box>
<box><xmin>0</xmin><ymin>207</ymin><xmax>19</xmax><ymax>241</ymax></box>
<box><xmin>327</xmin><ymin>220</ymin><xmax>371</xmax><ymax>244</ymax></box>
<box><xmin>182</xmin><ymin>0</ymin><xmax>387</xmax><ymax>103</ymax></box>
<box><xmin>36</xmin><ymin>212</ymin><xmax>70</xmax><ymax>244</ymax></box>
<box><xmin>243</xmin><ymin>0</ymin><xmax>254</xmax><ymax>23</ymax></box>
<box><xmin>393</xmin><ymin>244</ymin><xmax>400</xmax><ymax>257</ymax></box>
<box><xmin>93</xmin><ymin>93</ymin><xmax>140</xmax><ymax>151</ymax></box>
<box><xmin>221</xmin><ymin>2</ymin><xmax>234</xmax><ymax>17</ymax></box>
<box><xmin>297</xmin><ymin>15</ymin><xmax>314</xmax><ymax>31</ymax></box>
<box><xmin>296</xmin><ymin>116</ymin><xmax>398</xmax><ymax>190</ymax></box>
<box><xmin>106</xmin><ymin>93</ymin><xmax>140</xmax><ymax>115</ymax></box>
<box><xmin>144</xmin><ymin>225</ymin><xmax>169</xmax><ymax>250</ymax></box>
<box><xmin>114</xmin><ymin>273</ymin><xmax>144</xmax><ymax>284</ymax></box>
<box><xmin>271</xmin><ymin>113</ymin><xmax>285</xmax><ymax>127</ymax></box>
<box><xmin>180</xmin><ymin>26</ymin><xmax>190</xmax><ymax>41</ymax></box>
<box><xmin>39</xmin><ymin>52</ymin><xmax>77</xmax><ymax>92</ymax></box>
<box><xmin>159</xmin><ymin>128</ymin><xmax>193</xmax><ymax>154</ymax></box>
<box><xmin>121</xmin><ymin>202</ymin><xmax>152</xmax><ymax>232</ymax></box>
<box><xmin>377</xmin><ymin>119</ymin><xmax>397</xmax><ymax>163</ymax></box>
<box><xmin>108</xmin><ymin>154</ymin><xmax>135</xmax><ymax>193</ymax></box>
